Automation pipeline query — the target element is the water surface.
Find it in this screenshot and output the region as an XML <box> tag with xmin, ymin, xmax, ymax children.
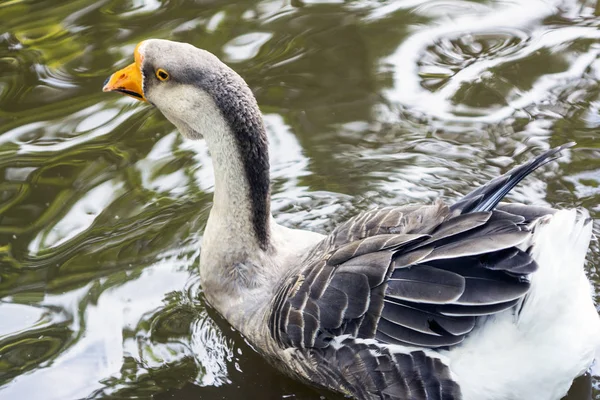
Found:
<box><xmin>1</xmin><ymin>0</ymin><xmax>599</xmax><ymax>399</ymax></box>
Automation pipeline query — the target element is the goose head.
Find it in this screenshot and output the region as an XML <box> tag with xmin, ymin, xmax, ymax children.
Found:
<box><xmin>104</xmin><ymin>39</ymin><xmax>264</xmax><ymax>139</ymax></box>
<box><xmin>103</xmin><ymin>39</ymin><xmax>272</xmax><ymax>251</ymax></box>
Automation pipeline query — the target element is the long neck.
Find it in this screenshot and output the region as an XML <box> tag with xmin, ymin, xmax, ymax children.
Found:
<box><xmin>197</xmin><ymin>72</ymin><xmax>271</xmax><ymax>252</ymax></box>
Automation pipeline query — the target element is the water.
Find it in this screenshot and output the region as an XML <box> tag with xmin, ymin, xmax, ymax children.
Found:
<box><xmin>0</xmin><ymin>0</ymin><xmax>599</xmax><ymax>399</ymax></box>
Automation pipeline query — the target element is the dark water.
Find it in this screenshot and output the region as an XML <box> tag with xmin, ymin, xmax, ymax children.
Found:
<box><xmin>1</xmin><ymin>0</ymin><xmax>599</xmax><ymax>399</ymax></box>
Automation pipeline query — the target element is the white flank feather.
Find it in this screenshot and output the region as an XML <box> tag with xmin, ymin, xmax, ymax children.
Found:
<box><xmin>447</xmin><ymin>209</ymin><xmax>600</xmax><ymax>400</ymax></box>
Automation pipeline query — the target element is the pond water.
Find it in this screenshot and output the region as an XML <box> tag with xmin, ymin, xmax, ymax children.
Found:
<box><xmin>1</xmin><ymin>0</ymin><xmax>599</xmax><ymax>399</ymax></box>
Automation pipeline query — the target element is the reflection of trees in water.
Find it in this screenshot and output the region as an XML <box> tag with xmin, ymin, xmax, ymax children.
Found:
<box><xmin>0</xmin><ymin>324</ymin><xmax>72</xmax><ymax>385</ymax></box>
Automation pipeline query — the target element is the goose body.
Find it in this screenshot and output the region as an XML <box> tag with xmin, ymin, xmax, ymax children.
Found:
<box><xmin>103</xmin><ymin>39</ymin><xmax>600</xmax><ymax>400</ymax></box>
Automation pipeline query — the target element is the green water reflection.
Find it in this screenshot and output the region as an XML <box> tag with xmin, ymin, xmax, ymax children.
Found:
<box><xmin>0</xmin><ymin>0</ymin><xmax>599</xmax><ymax>399</ymax></box>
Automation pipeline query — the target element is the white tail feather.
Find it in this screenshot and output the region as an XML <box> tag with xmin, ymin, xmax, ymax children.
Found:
<box><xmin>449</xmin><ymin>209</ymin><xmax>600</xmax><ymax>400</ymax></box>
<box><xmin>519</xmin><ymin>209</ymin><xmax>595</xmax><ymax>328</ymax></box>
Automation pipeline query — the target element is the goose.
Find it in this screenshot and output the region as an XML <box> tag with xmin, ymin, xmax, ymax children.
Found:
<box><xmin>103</xmin><ymin>39</ymin><xmax>600</xmax><ymax>400</ymax></box>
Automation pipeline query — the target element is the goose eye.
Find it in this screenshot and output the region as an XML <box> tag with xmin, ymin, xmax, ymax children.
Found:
<box><xmin>156</xmin><ymin>69</ymin><xmax>169</xmax><ymax>81</ymax></box>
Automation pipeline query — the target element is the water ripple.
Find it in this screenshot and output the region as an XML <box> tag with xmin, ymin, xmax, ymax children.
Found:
<box><xmin>0</xmin><ymin>0</ymin><xmax>599</xmax><ymax>399</ymax></box>
<box><xmin>384</xmin><ymin>0</ymin><xmax>600</xmax><ymax>123</ymax></box>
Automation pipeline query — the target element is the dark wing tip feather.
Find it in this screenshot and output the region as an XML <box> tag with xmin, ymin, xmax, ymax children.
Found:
<box><xmin>451</xmin><ymin>142</ymin><xmax>575</xmax><ymax>214</ymax></box>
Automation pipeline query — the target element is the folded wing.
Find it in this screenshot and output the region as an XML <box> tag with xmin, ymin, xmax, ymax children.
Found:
<box><xmin>270</xmin><ymin>145</ymin><xmax>570</xmax><ymax>350</ymax></box>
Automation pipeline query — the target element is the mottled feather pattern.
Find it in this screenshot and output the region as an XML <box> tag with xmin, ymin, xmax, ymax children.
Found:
<box><xmin>303</xmin><ymin>338</ymin><xmax>461</xmax><ymax>400</ymax></box>
<box><xmin>268</xmin><ymin>205</ymin><xmax>546</xmax><ymax>398</ymax></box>
<box><xmin>273</xmin><ymin>204</ymin><xmax>537</xmax><ymax>347</ymax></box>
<box><xmin>268</xmin><ymin>146</ymin><xmax>570</xmax><ymax>399</ymax></box>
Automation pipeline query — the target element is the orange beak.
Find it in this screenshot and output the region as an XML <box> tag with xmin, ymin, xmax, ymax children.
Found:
<box><xmin>103</xmin><ymin>43</ymin><xmax>146</xmax><ymax>102</ymax></box>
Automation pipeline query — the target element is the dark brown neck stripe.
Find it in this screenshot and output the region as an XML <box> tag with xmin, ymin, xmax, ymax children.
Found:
<box><xmin>183</xmin><ymin>70</ymin><xmax>271</xmax><ymax>250</ymax></box>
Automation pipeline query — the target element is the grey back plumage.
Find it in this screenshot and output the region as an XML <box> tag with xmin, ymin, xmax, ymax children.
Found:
<box><xmin>269</xmin><ymin>145</ymin><xmax>571</xmax><ymax>400</ymax></box>
<box><xmin>272</xmin><ymin>204</ymin><xmax>534</xmax><ymax>349</ymax></box>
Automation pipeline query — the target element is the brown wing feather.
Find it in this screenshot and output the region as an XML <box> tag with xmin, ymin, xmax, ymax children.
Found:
<box><xmin>269</xmin><ymin>145</ymin><xmax>568</xmax><ymax>400</ymax></box>
<box><xmin>271</xmin><ymin>202</ymin><xmax>541</xmax><ymax>351</ymax></box>
<box><xmin>305</xmin><ymin>337</ymin><xmax>461</xmax><ymax>400</ymax></box>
